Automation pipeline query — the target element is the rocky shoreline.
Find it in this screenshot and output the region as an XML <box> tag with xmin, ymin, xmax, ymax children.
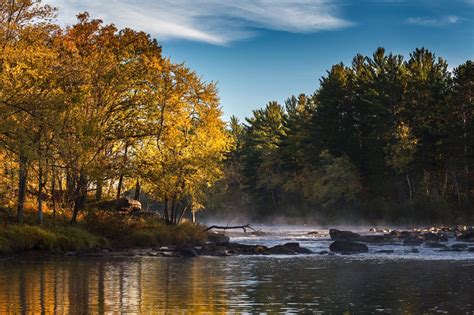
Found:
<box><xmin>55</xmin><ymin>225</ymin><xmax>474</xmax><ymax>258</ymax></box>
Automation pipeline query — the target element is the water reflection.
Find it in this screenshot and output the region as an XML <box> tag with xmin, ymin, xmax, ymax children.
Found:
<box><xmin>0</xmin><ymin>256</ymin><xmax>473</xmax><ymax>313</ymax></box>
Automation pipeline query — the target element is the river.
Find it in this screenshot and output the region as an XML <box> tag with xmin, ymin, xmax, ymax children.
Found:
<box><xmin>1</xmin><ymin>226</ymin><xmax>473</xmax><ymax>313</ymax></box>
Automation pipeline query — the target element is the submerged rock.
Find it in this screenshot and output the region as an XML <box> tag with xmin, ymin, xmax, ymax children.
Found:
<box><xmin>451</xmin><ymin>243</ymin><xmax>468</xmax><ymax>250</ymax></box>
<box><xmin>375</xmin><ymin>250</ymin><xmax>394</xmax><ymax>254</ymax></box>
<box><xmin>403</xmin><ymin>238</ymin><xmax>424</xmax><ymax>246</ymax></box>
<box><xmin>424</xmin><ymin>241</ymin><xmax>448</xmax><ymax>249</ymax></box>
<box><xmin>329</xmin><ymin>240</ymin><xmax>368</xmax><ymax>253</ymax></box>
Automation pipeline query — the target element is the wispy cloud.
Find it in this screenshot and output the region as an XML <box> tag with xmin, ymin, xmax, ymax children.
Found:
<box><xmin>406</xmin><ymin>15</ymin><xmax>461</xmax><ymax>26</ymax></box>
<box><xmin>44</xmin><ymin>0</ymin><xmax>352</xmax><ymax>45</ymax></box>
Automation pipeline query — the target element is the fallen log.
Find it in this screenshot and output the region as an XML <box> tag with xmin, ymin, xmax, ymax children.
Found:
<box><xmin>204</xmin><ymin>224</ymin><xmax>255</xmax><ymax>233</ymax></box>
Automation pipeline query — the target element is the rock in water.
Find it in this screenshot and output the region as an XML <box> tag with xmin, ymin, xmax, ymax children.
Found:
<box><xmin>424</xmin><ymin>241</ymin><xmax>448</xmax><ymax>249</ymax></box>
<box><xmin>175</xmin><ymin>245</ymin><xmax>198</xmax><ymax>257</ymax></box>
<box><xmin>403</xmin><ymin>238</ymin><xmax>424</xmax><ymax>246</ymax></box>
<box><xmin>329</xmin><ymin>229</ymin><xmax>362</xmax><ymax>241</ymax></box>
<box><xmin>451</xmin><ymin>243</ymin><xmax>468</xmax><ymax>250</ymax></box>
<box><xmin>267</xmin><ymin>242</ymin><xmax>312</xmax><ymax>255</ymax></box>
<box><xmin>457</xmin><ymin>228</ymin><xmax>474</xmax><ymax>242</ymax></box>
<box><xmin>207</xmin><ymin>232</ymin><xmax>230</xmax><ymax>245</ymax></box>
<box><xmin>329</xmin><ymin>240</ymin><xmax>368</xmax><ymax>253</ymax></box>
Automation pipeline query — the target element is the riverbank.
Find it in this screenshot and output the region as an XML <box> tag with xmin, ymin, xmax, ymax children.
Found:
<box><xmin>0</xmin><ymin>211</ymin><xmax>207</xmax><ymax>256</ymax></box>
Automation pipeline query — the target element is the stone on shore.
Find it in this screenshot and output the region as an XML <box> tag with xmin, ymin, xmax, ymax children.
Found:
<box><xmin>206</xmin><ymin>232</ymin><xmax>230</xmax><ymax>245</ymax></box>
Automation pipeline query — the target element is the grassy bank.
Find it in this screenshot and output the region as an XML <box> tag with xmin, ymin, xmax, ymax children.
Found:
<box><xmin>0</xmin><ymin>225</ymin><xmax>108</xmax><ymax>255</ymax></box>
<box><xmin>0</xmin><ymin>210</ymin><xmax>207</xmax><ymax>256</ymax></box>
<box><xmin>83</xmin><ymin>211</ymin><xmax>207</xmax><ymax>248</ymax></box>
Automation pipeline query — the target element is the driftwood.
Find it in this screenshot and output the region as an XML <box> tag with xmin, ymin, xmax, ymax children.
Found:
<box><xmin>204</xmin><ymin>224</ymin><xmax>256</xmax><ymax>233</ymax></box>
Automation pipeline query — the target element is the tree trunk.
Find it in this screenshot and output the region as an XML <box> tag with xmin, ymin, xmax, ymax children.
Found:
<box><xmin>37</xmin><ymin>161</ymin><xmax>44</xmax><ymax>225</ymax></box>
<box><xmin>270</xmin><ymin>189</ymin><xmax>277</xmax><ymax>211</ymax></box>
<box><xmin>134</xmin><ymin>179</ymin><xmax>141</xmax><ymax>201</ymax></box>
<box><xmin>51</xmin><ymin>166</ymin><xmax>56</xmax><ymax>217</ymax></box>
<box><xmin>17</xmin><ymin>153</ymin><xmax>28</xmax><ymax>223</ymax></box>
<box><xmin>96</xmin><ymin>178</ymin><xmax>103</xmax><ymax>201</ymax></box>
<box><xmin>71</xmin><ymin>171</ymin><xmax>87</xmax><ymax>224</ymax></box>
<box><xmin>170</xmin><ymin>197</ymin><xmax>176</xmax><ymax>224</ymax></box>
<box><xmin>177</xmin><ymin>201</ymin><xmax>191</xmax><ymax>224</ymax></box>
<box><xmin>66</xmin><ymin>170</ymin><xmax>76</xmax><ymax>207</ymax></box>
<box><xmin>116</xmin><ymin>175</ymin><xmax>124</xmax><ymax>199</ymax></box>
<box><xmin>442</xmin><ymin>165</ymin><xmax>448</xmax><ymax>198</ymax></box>
<box><xmin>406</xmin><ymin>172</ymin><xmax>413</xmax><ymax>201</ymax></box>
<box><xmin>453</xmin><ymin>171</ymin><xmax>462</xmax><ymax>210</ymax></box>
<box><xmin>116</xmin><ymin>144</ymin><xmax>129</xmax><ymax>199</ymax></box>
<box><xmin>163</xmin><ymin>195</ymin><xmax>170</xmax><ymax>224</ymax></box>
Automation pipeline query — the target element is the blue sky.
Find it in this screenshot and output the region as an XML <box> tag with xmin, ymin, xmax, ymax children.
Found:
<box><xmin>46</xmin><ymin>0</ymin><xmax>474</xmax><ymax>119</ymax></box>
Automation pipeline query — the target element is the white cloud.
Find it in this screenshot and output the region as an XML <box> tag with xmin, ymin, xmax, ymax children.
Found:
<box><xmin>44</xmin><ymin>0</ymin><xmax>352</xmax><ymax>45</ymax></box>
<box><xmin>406</xmin><ymin>15</ymin><xmax>461</xmax><ymax>26</ymax></box>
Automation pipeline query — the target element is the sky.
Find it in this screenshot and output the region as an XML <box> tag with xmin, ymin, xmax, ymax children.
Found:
<box><xmin>45</xmin><ymin>0</ymin><xmax>474</xmax><ymax>119</ymax></box>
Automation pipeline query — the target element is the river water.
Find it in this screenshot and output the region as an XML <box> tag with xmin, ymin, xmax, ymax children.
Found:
<box><xmin>1</xmin><ymin>226</ymin><xmax>474</xmax><ymax>313</ymax></box>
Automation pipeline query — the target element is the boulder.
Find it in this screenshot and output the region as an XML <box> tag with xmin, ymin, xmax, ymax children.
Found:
<box><xmin>115</xmin><ymin>197</ymin><xmax>142</xmax><ymax>212</ymax></box>
<box><xmin>329</xmin><ymin>240</ymin><xmax>368</xmax><ymax>253</ymax></box>
<box><xmin>423</xmin><ymin>232</ymin><xmax>449</xmax><ymax>242</ymax></box>
<box><xmin>174</xmin><ymin>245</ymin><xmax>198</xmax><ymax>257</ymax></box>
<box><xmin>389</xmin><ymin>230</ymin><xmax>401</xmax><ymax>238</ymax></box>
<box><xmin>399</xmin><ymin>231</ymin><xmax>416</xmax><ymax>239</ymax></box>
<box><xmin>329</xmin><ymin>229</ymin><xmax>362</xmax><ymax>241</ymax></box>
<box><xmin>456</xmin><ymin>228</ymin><xmax>474</xmax><ymax>242</ymax></box>
<box><xmin>226</xmin><ymin>243</ymin><xmax>268</xmax><ymax>255</ymax></box>
<box><xmin>206</xmin><ymin>232</ymin><xmax>230</xmax><ymax>245</ymax></box>
<box><xmin>198</xmin><ymin>243</ymin><xmax>229</xmax><ymax>256</ymax></box>
<box><xmin>267</xmin><ymin>242</ymin><xmax>312</xmax><ymax>255</ymax></box>
<box><xmin>360</xmin><ymin>235</ymin><xmax>393</xmax><ymax>244</ymax></box>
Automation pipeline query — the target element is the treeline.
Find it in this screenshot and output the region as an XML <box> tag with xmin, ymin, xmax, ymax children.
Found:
<box><xmin>211</xmin><ymin>48</ymin><xmax>474</xmax><ymax>223</ymax></box>
<box><xmin>0</xmin><ymin>1</ymin><xmax>229</xmax><ymax>224</ymax></box>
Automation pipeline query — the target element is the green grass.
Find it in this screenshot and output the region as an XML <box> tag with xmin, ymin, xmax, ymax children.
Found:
<box><xmin>0</xmin><ymin>206</ymin><xmax>207</xmax><ymax>255</ymax></box>
<box><xmin>0</xmin><ymin>225</ymin><xmax>108</xmax><ymax>255</ymax></box>
<box><xmin>124</xmin><ymin>222</ymin><xmax>207</xmax><ymax>248</ymax></box>
<box><xmin>83</xmin><ymin>210</ymin><xmax>207</xmax><ymax>248</ymax></box>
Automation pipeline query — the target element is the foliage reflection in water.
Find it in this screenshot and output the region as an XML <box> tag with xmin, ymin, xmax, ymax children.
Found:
<box><xmin>0</xmin><ymin>256</ymin><xmax>473</xmax><ymax>313</ymax></box>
